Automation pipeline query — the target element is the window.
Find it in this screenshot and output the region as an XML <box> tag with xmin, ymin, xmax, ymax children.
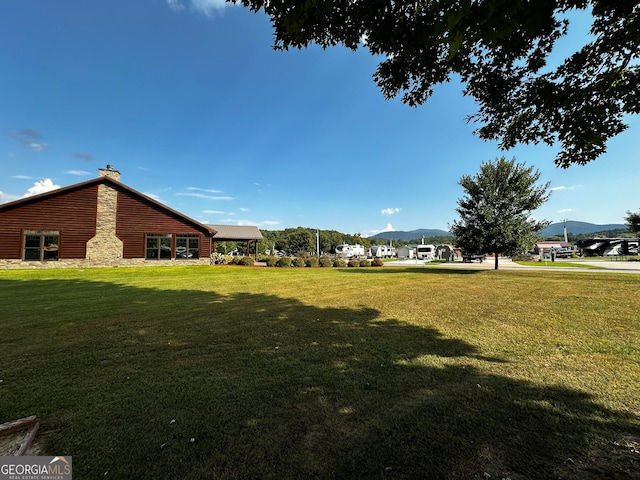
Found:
<box><xmin>176</xmin><ymin>234</ymin><xmax>199</xmax><ymax>259</ymax></box>
<box><xmin>24</xmin><ymin>230</ymin><xmax>59</xmax><ymax>261</ymax></box>
<box><xmin>146</xmin><ymin>233</ymin><xmax>172</xmax><ymax>260</ymax></box>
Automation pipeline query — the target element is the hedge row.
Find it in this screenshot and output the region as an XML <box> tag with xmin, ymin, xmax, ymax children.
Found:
<box><xmin>261</xmin><ymin>256</ymin><xmax>384</xmax><ymax>268</ymax></box>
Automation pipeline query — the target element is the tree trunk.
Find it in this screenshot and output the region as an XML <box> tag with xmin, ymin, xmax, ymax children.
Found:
<box><xmin>494</xmin><ymin>252</ymin><xmax>499</xmax><ymax>270</ymax></box>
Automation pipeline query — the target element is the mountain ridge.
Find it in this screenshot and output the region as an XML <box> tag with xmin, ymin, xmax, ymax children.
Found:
<box><xmin>368</xmin><ymin>222</ymin><xmax>628</xmax><ymax>242</ymax></box>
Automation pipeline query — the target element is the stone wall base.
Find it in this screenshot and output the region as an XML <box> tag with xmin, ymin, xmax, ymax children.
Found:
<box><xmin>0</xmin><ymin>258</ymin><xmax>211</xmax><ymax>269</ymax></box>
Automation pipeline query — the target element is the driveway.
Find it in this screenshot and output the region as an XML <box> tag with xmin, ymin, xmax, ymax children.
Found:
<box><xmin>385</xmin><ymin>258</ymin><xmax>640</xmax><ymax>273</ymax></box>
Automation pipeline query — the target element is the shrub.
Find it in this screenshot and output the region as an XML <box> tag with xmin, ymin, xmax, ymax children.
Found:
<box><xmin>238</xmin><ymin>256</ymin><xmax>254</xmax><ymax>266</ymax></box>
<box><xmin>371</xmin><ymin>258</ymin><xmax>384</xmax><ymax>267</ymax></box>
<box><xmin>210</xmin><ymin>252</ymin><xmax>228</xmax><ymax>264</ymax></box>
<box><xmin>319</xmin><ymin>256</ymin><xmax>333</xmax><ymax>267</ymax></box>
<box><xmin>305</xmin><ymin>257</ymin><xmax>320</xmax><ymax>268</ymax></box>
<box><xmin>359</xmin><ymin>259</ymin><xmax>371</xmax><ymax>267</ymax></box>
<box><xmin>276</xmin><ymin>257</ymin><xmax>292</xmax><ymax>267</ymax></box>
<box><xmin>265</xmin><ymin>256</ymin><xmax>278</xmax><ymax>267</ymax></box>
<box><xmin>348</xmin><ymin>259</ymin><xmax>360</xmax><ymax>267</ymax></box>
<box><xmin>230</xmin><ymin>256</ymin><xmax>242</xmax><ymax>265</ymax></box>
<box><xmin>333</xmin><ymin>258</ymin><xmax>346</xmax><ymax>268</ymax></box>
<box><xmin>292</xmin><ymin>257</ymin><xmax>306</xmax><ymax>267</ymax></box>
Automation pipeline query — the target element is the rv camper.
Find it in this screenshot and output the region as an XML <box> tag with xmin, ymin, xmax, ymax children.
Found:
<box><xmin>371</xmin><ymin>245</ymin><xmax>396</xmax><ymax>258</ymax></box>
<box><xmin>416</xmin><ymin>244</ymin><xmax>436</xmax><ymax>261</ymax></box>
<box><xmin>335</xmin><ymin>244</ymin><xmax>366</xmax><ymax>258</ymax></box>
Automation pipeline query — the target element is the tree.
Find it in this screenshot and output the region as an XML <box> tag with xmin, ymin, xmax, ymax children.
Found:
<box><xmin>235</xmin><ymin>0</ymin><xmax>640</xmax><ymax>167</ymax></box>
<box><xmin>625</xmin><ymin>209</ymin><xmax>640</xmax><ymax>236</ymax></box>
<box><xmin>287</xmin><ymin>227</ymin><xmax>315</xmax><ymax>255</ymax></box>
<box><xmin>450</xmin><ymin>157</ymin><xmax>551</xmax><ymax>270</ymax></box>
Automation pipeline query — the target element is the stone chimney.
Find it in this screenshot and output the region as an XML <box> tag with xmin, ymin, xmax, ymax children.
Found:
<box><xmin>87</xmin><ymin>165</ymin><xmax>123</xmax><ymax>265</ymax></box>
<box><xmin>98</xmin><ymin>164</ymin><xmax>121</xmax><ymax>181</ymax></box>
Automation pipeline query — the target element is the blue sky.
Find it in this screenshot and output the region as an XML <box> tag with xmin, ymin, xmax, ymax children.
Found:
<box><xmin>1</xmin><ymin>1</ymin><xmax>638</xmax><ymax>236</ymax></box>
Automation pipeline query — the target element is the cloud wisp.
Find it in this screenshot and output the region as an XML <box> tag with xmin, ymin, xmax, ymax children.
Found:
<box><xmin>167</xmin><ymin>0</ymin><xmax>233</xmax><ymax>15</ymax></box>
<box><xmin>551</xmin><ymin>185</ymin><xmax>581</xmax><ymax>192</ymax></box>
<box><xmin>72</xmin><ymin>152</ymin><xmax>95</xmax><ymax>162</ymax></box>
<box><xmin>8</xmin><ymin>128</ymin><xmax>48</xmax><ymax>152</ymax></box>
<box><xmin>187</xmin><ymin>186</ymin><xmax>224</xmax><ymax>194</ymax></box>
<box><xmin>381</xmin><ymin>207</ymin><xmax>401</xmax><ymax>215</ymax></box>
<box><xmin>177</xmin><ymin>192</ymin><xmax>234</xmax><ymax>201</ymax></box>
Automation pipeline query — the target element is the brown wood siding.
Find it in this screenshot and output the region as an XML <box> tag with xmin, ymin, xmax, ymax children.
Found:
<box><xmin>116</xmin><ymin>189</ymin><xmax>211</xmax><ymax>258</ymax></box>
<box><xmin>0</xmin><ymin>187</ymin><xmax>98</xmax><ymax>259</ymax></box>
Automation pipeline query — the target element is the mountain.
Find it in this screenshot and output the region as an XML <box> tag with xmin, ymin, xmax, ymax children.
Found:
<box><xmin>369</xmin><ymin>228</ymin><xmax>452</xmax><ymax>242</ymax></box>
<box><xmin>368</xmin><ymin>222</ymin><xmax>629</xmax><ymax>242</ymax></box>
<box><xmin>539</xmin><ymin>221</ymin><xmax>627</xmax><ymax>237</ymax></box>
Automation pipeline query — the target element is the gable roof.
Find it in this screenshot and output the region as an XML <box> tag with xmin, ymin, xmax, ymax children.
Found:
<box><xmin>0</xmin><ymin>176</ymin><xmax>217</xmax><ymax>236</ymax></box>
<box><xmin>205</xmin><ymin>224</ymin><xmax>263</xmax><ymax>241</ymax></box>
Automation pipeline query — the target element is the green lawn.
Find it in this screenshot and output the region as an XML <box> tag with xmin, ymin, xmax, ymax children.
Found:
<box><xmin>1</xmin><ymin>266</ymin><xmax>639</xmax><ymax>479</ymax></box>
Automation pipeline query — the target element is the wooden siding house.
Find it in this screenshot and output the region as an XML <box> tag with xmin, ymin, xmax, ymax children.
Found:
<box><xmin>0</xmin><ymin>166</ymin><xmax>218</xmax><ymax>268</ymax></box>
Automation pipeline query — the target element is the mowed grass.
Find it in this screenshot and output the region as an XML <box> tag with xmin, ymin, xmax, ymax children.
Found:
<box><xmin>1</xmin><ymin>266</ymin><xmax>639</xmax><ymax>479</ymax></box>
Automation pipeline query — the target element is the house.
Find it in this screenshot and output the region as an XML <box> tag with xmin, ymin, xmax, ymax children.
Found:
<box><xmin>0</xmin><ymin>166</ymin><xmax>261</xmax><ymax>269</ymax></box>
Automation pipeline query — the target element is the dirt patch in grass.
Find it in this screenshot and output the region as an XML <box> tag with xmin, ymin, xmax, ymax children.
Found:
<box><xmin>0</xmin><ymin>427</ymin><xmax>44</xmax><ymax>456</ymax></box>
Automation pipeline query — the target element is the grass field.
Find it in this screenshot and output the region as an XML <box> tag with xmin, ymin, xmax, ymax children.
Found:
<box><xmin>1</xmin><ymin>266</ymin><xmax>639</xmax><ymax>479</ymax></box>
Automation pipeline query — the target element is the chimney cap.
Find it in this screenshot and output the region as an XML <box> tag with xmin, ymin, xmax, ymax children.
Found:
<box><xmin>106</xmin><ymin>164</ymin><xmax>115</xmax><ymax>171</ymax></box>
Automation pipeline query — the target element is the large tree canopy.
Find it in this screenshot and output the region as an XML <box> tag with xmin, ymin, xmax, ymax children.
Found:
<box><xmin>234</xmin><ymin>0</ymin><xmax>640</xmax><ymax>167</ymax></box>
<box><xmin>450</xmin><ymin>157</ymin><xmax>551</xmax><ymax>269</ymax></box>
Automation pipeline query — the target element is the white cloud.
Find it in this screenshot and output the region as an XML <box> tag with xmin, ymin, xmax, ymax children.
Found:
<box><xmin>222</xmin><ymin>219</ymin><xmax>281</xmax><ymax>227</ymax></box>
<box><xmin>381</xmin><ymin>207</ymin><xmax>401</xmax><ymax>215</ymax></box>
<box><xmin>66</xmin><ymin>170</ymin><xmax>91</xmax><ymax>176</ymax></box>
<box><xmin>168</xmin><ymin>0</ymin><xmax>233</xmax><ymax>15</ymax></box>
<box><xmin>142</xmin><ymin>192</ymin><xmax>162</xmax><ymax>201</ymax></box>
<box><xmin>23</xmin><ymin>179</ymin><xmax>60</xmax><ymax>198</ymax></box>
<box><xmin>0</xmin><ymin>190</ymin><xmax>20</xmax><ymax>204</ymax></box>
<box><xmin>551</xmin><ymin>185</ymin><xmax>580</xmax><ymax>192</ymax></box>
<box><xmin>362</xmin><ymin>223</ymin><xmax>396</xmax><ymax>237</ymax></box>
<box><xmin>27</xmin><ymin>142</ymin><xmax>47</xmax><ymax>151</ymax></box>
<box><xmin>167</xmin><ymin>0</ymin><xmax>185</xmax><ymax>11</ymax></box>
<box><xmin>11</xmin><ymin>175</ymin><xmax>36</xmax><ymax>180</ymax></box>
<box><xmin>240</xmin><ymin>207</ymin><xmax>248</xmax><ymax>212</ymax></box>
<box><xmin>191</xmin><ymin>0</ymin><xmax>232</xmax><ymax>15</ymax></box>
<box><xmin>177</xmin><ymin>192</ymin><xmax>234</xmax><ymax>200</ymax></box>
<box><xmin>557</xmin><ymin>208</ymin><xmax>573</xmax><ymax>213</ymax></box>
<box><xmin>203</xmin><ymin>209</ymin><xmax>226</xmax><ymax>214</ymax></box>
<box><xmin>186</xmin><ymin>186</ymin><xmax>223</xmax><ymax>193</ymax></box>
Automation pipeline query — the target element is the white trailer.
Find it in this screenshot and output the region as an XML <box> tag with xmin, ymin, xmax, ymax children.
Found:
<box><xmin>335</xmin><ymin>243</ymin><xmax>366</xmax><ymax>258</ymax></box>
<box><xmin>416</xmin><ymin>244</ymin><xmax>436</xmax><ymax>261</ymax></box>
<box><xmin>371</xmin><ymin>245</ymin><xmax>396</xmax><ymax>258</ymax></box>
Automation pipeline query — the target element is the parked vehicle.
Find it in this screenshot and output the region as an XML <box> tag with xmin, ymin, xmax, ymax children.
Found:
<box><xmin>371</xmin><ymin>245</ymin><xmax>396</xmax><ymax>258</ymax></box>
<box><xmin>416</xmin><ymin>244</ymin><xmax>436</xmax><ymax>261</ymax></box>
<box><xmin>335</xmin><ymin>243</ymin><xmax>365</xmax><ymax>258</ymax></box>
<box><xmin>549</xmin><ymin>247</ymin><xmax>578</xmax><ymax>259</ymax></box>
<box><xmin>462</xmin><ymin>253</ymin><xmax>486</xmax><ymax>263</ymax></box>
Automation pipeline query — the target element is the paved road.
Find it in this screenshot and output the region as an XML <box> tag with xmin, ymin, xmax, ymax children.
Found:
<box><xmin>385</xmin><ymin>258</ymin><xmax>640</xmax><ymax>273</ymax></box>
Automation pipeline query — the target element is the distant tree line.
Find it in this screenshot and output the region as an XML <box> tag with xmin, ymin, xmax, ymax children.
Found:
<box><xmin>216</xmin><ymin>228</ymin><xmax>462</xmax><ymax>257</ymax></box>
<box><xmin>543</xmin><ymin>228</ymin><xmax>636</xmax><ymax>242</ymax></box>
<box><xmin>257</xmin><ymin>228</ymin><xmax>372</xmax><ymax>256</ymax></box>
<box><xmin>215</xmin><ymin>222</ymin><xmax>635</xmax><ymax>258</ymax></box>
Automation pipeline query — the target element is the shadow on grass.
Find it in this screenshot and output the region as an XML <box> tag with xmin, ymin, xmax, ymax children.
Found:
<box><xmin>1</xmin><ymin>278</ymin><xmax>638</xmax><ymax>479</ymax></box>
<box><xmin>338</xmin><ymin>266</ymin><xmax>485</xmax><ymax>275</ymax></box>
